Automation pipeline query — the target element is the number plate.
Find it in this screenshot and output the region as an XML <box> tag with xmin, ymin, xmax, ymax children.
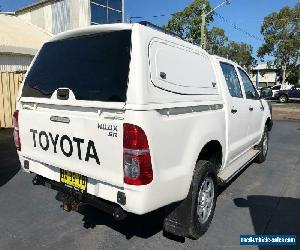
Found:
<box><xmin>60</xmin><ymin>169</ymin><xmax>87</xmax><ymax>192</ymax></box>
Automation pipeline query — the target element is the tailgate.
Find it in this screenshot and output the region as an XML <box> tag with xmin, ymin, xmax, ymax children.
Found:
<box><xmin>19</xmin><ymin>102</ymin><xmax>125</xmax><ymax>187</ymax></box>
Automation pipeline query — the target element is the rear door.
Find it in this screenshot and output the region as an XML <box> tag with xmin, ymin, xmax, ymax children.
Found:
<box><xmin>18</xmin><ymin>30</ymin><xmax>132</xmax><ymax>187</ymax></box>
<box><xmin>219</xmin><ymin>62</ymin><xmax>249</xmax><ymax>163</ymax></box>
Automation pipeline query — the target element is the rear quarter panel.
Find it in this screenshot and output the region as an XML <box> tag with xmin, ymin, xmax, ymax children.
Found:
<box><xmin>124</xmin><ymin>108</ymin><xmax>226</xmax><ymax>210</ymax></box>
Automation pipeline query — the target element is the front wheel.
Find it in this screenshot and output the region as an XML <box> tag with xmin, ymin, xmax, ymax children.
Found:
<box><xmin>255</xmin><ymin>126</ymin><xmax>269</xmax><ymax>163</ymax></box>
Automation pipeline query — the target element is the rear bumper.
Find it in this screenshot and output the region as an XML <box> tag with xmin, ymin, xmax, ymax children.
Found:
<box><xmin>33</xmin><ymin>174</ymin><xmax>127</xmax><ymax>219</ymax></box>
<box><xmin>19</xmin><ymin>155</ymin><xmax>187</xmax><ymax>215</ymax></box>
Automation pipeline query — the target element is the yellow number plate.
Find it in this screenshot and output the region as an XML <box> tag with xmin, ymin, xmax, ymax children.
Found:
<box><xmin>60</xmin><ymin>169</ymin><xmax>87</xmax><ymax>192</ymax></box>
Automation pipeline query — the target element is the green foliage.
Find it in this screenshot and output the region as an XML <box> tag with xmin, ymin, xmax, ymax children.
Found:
<box><xmin>164</xmin><ymin>0</ymin><xmax>213</xmax><ymax>43</ymax></box>
<box><xmin>207</xmin><ymin>27</ymin><xmax>228</xmax><ymax>56</ymax></box>
<box><xmin>286</xmin><ymin>64</ymin><xmax>300</xmax><ymax>84</ymax></box>
<box><xmin>164</xmin><ymin>0</ymin><xmax>256</xmax><ymax>69</ymax></box>
<box><xmin>224</xmin><ymin>41</ymin><xmax>256</xmax><ymax>70</ymax></box>
<box><xmin>258</xmin><ymin>3</ymin><xmax>300</xmax><ymax>83</ymax></box>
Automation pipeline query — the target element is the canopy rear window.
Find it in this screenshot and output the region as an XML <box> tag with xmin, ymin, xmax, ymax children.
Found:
<box><xmin>22</xmin><ymin>30</ymin><xmax>132</xmax><ymax>102</ymax></box>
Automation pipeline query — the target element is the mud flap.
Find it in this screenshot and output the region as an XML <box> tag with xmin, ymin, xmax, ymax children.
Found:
<box><xmin>163</xmin><ymin>191</ymin><xmax>194</xmax><ymax>237</ymax></box>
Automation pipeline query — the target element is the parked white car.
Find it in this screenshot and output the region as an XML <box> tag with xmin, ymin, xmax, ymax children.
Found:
<box><xmin>14</xmin><ymin>22</ymin><xmax>272</xmax><ymax>239</ymax></box>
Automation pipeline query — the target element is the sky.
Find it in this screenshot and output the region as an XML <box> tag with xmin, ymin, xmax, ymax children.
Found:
<box><xmin>0</xmin><ymin>0</ymin><xmax>298</xmax><ymax>61</ymax></box>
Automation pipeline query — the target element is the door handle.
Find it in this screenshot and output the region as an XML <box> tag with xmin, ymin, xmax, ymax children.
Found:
<box><xmin>231</xmin><ymin>108</ymin><xmax>238</xmax><ymax>114</ymax></box>
<box><xmin>249</xmin><ymin>106</ymin><xmax>254</xmax><ymax>111</ymax></box>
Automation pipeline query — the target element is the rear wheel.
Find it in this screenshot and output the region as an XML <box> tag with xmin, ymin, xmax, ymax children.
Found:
<box><xmin>278</xmin><ymin>94</ymin><xmax>288</xmax><ymax>103</ymax></box>
<box><xmin>188</xmin><ymin>160</ymin><xmax>218</xmax><ymax>239</ymax></box>
<box><xmin>255</xmin><ymin>126</ymin><xmax>269</xmax><ymax>163</ymax></box>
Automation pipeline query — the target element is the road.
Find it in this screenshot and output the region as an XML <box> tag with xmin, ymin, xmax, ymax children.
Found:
<box><xmin>0</xmin><ymin>121</ymin><xmax>300</xmax><ymax>250</ymax></box>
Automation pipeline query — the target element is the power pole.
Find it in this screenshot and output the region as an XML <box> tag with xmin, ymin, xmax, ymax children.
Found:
<box><xmin>200</xmin><ymin>4</ymin><xmax>206</xmax><ymax>49</ymax></box>
<box><xmin>200</xmin><ymin>0</ymin><xmax>230</xmax><ymax>49</ymax></box>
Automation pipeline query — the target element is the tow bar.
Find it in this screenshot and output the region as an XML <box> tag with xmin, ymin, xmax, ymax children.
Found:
<box><xmin>32</xmin><ymin>175</ymin><xmax>127</xmax><ymax>220</ymax></box>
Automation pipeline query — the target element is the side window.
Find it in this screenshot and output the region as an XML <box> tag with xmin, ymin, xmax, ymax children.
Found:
<box><xmin>238</xmin><ymin>68</ymin><xmax>259</xmax><ymax>99</ymax></box>
<box><xmin>220</xmin><ymin>62</ymin><xmax>243</xmax><ymax>98</ymax></box>
<box><xmin>149</xmin><ymin>41</ymin><xmax>218</xmax><ymax>95</ymax></box>
<box><xmin>272</xmin><ymin>85</ymin><xmax>281</xmax><ymax>90</ymax></box>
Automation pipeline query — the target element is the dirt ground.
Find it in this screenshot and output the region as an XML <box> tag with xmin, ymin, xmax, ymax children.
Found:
<box><xmin>271</xmin><ymin>101</ymin><xmax>300</xmax><ymax>121</ymax></box>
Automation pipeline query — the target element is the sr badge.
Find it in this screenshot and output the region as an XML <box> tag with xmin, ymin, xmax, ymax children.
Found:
<box><xmin>98</xmin><ymin>123</ymin><xmax>118</xmax><ymax>138</ymax></box>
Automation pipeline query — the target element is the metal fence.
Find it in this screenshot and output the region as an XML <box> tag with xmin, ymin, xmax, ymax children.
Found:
<box><xmin>0</xmin><ymin>71</ymin><xmax>25</xmax><ymax>128</ymax></box>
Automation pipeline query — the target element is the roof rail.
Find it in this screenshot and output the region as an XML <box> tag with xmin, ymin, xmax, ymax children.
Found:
<box><xmin>139</xmin><ymin>21</ymin><xmax>181</xmax><ymax>39</ymax></box>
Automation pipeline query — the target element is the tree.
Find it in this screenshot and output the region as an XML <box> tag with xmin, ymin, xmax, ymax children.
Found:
<box><xmin>164</xmin><ymin>0</ymin><xmax>256</xmax><ymax>70</ymax></box>
<box><xmin>205</xmin><ymin>27</ymin><xmax>256</xmax><ymax>69</ymax></box>
<box><xmin>207</xmin><ymin>27</ymin><xmax>228</xmax><ymax>56</ymax></box>
<box><xmin>164</xmin><ymin>0</ymin><xmax>213</xmax><ymax>43</ymax></box>
<box><xmin>258</xmin><ymin>3</ymin><xmax>300</xmax><ymax>84</ymax></box>
<box><xmin>225</xmin><ymin>41</ymin><xmax>256</xmax><ymax>70</ymax></box>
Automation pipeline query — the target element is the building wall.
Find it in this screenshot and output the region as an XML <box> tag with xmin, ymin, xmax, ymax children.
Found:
<box><xmin>70</xmin><ymin>0</ymin><xmax>91</xmax><ymax>29</ymax></box>
<box><xmin>0</xmin><ymin>54</ymin><xmax>33</xmax><ymax>71</ymax></box>
<box><xmin>52</xmin><ymin>0</ymin><xmax>70</xmax><ymax>34</ymax></box>
<box><xmin>250</xmin><ymin>71</ymin><xmax>277</xmax><ymax>87</ymax></box>
<box><xmin>17</xmin><ymin>0</ymin><xmax>91</xmax><ymax>34</ymax></box>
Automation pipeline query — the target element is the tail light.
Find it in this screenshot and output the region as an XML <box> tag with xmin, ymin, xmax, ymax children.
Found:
<box><xmin>13</xmin><ymin>110</ymin><xmax>21</xmax><ymax>151</ymax></box>
<box><xmin>123</xmin><ymin>123</ymin><xmax>153</xmax><ymax>185</ymax></box>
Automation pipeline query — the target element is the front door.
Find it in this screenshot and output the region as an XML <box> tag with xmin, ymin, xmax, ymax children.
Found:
<box><xmin>289</xmin><ymin>86</ymin><xmax>300</xmax><ymax>100</ymax></box>
<box><xmin>238</xmin><ymin>68</ymin><xmax>264</xmax><ymax>146</ymax></box>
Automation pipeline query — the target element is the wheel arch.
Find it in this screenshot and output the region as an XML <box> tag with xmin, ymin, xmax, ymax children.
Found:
<box><xmin>266</xmin><ymin>117</ymin><xmax>273</xmax><ymax>131</ymax></box>
<box><xmin>196</xmin><ymin>140</ymin><xmax>223</xmax><ymax>174</ymax></box>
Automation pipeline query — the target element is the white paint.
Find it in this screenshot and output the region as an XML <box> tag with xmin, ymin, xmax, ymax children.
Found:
<box><xmin>16</xmin><ymin>23</ymin><xmax>272</xmax><ymax>215</ymax></box>
<box><xmin>149</xmin><ymin>39</ymin><xmax>218</xmax><ymax>95</ymax></box>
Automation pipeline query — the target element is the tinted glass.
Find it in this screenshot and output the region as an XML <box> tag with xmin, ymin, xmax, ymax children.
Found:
<box><xmin>22</xmin><ymin>31</ymin><xmax>132</xmax><ymax>102</ymax></box>
<box><xmin>108</xmin><ymin>9</ymin><xmax>122</xmax><ymax>23</ymax></box>
<box><xmin>220</xmin><ymin>63</ymin><xmax>243</xmax><ymax>98</ymax></box>
<box><xmin>272</xmin><ymin>85</ymin><xmax>281</xmax><ymax>90</ymax></box>
<box><xmin>261</xmin><ymin>87</ymin><xmax>272</xmax><ymax>98</ymax></box>
<box><xmin>91</xmin><ymin>4</ymin><xmax>107</xmax><ymax>24</ymax></box>
<box><xmin>108</xmin><ymin>0</ymin><xmax>122</xmax><ymax>10</ymax></box>
<box><xmin>91</xmin><ymin>0</ymin><xmax>107</xmax><ymax>6</ymax></box>
<box><xmin>238</xmin><ymin>68</ymin><xmax>259</xmax><ymax>99</ymax></box>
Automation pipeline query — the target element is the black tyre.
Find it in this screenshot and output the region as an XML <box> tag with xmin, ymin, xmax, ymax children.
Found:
<box><xmin>255</xmin><ymin>126</ymin><xmax>269</xmax><ymax>163</ymax></box>
<box><xmin>188</xmin><ymin>160</ymin><xmax>218</xmax><ymax>239</ymax></box>
<box><xmin>278</xmin><ymin>94</ymin><xmax>288</xmax><ymax>103</ymax></box>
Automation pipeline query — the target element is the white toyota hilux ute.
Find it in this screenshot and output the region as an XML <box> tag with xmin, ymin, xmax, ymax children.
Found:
<box><xmin>14</xmin><ymin>22</ymin><xmax>272</xmax><ymax>239</ymax></box>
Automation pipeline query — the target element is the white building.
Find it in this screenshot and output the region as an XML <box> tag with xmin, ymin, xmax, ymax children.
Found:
<box><xmin>15</xmin><ymin>0</ymin><xmax>125</xmax><ymax>35</ymax></box>
<box><xmin>250</xmin><ymin>64</ymin><xmax>278</xmax><ymax>88</ymax></box>
<box><xmin>0</xmin><ymin>13</ymin><xmax>52</xmax><ymax>128</ymax></box>
<box><xmin>0</xmin><ymin>13</ymin><xmax>52</xmax><ymax>71</ymax></box>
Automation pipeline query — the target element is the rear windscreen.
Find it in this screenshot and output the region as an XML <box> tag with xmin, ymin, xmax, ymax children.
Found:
<box><xmin>22</xmin><ymin>30</ymin><xmax>132</xmax><ymax>102</ymax></box>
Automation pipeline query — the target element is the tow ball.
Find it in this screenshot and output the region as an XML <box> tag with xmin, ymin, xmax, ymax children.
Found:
<box><xmin>59</xmin><ymin>192</ymin><xmax>81</xmax><ymax>212</ymax></box>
